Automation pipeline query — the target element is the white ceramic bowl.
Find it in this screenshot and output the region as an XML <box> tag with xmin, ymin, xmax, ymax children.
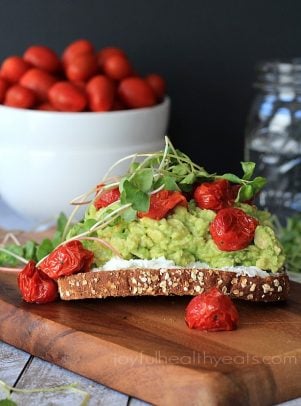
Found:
<box><xmin>0</xmin><ymin>97</ymin><xmax>170</xmax><ymax>224</ymax></box>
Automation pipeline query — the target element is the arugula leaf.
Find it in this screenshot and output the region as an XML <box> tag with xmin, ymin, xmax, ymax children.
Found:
<box><xmin>276</xmin><ymin>214</ymin><xmax>301</xmax><ymax>273</ymax></box>
<box><xmin>56</xmin><ymin>212</ymin><xmax>68</xmax><ymax>235</ymax></box>
<box><xmin>241</xmin><ymin>161</ymin><xmax>256</xmax><ymax>180</ymax></box>
<box><xmin>153</xmin><ymin>176</ymin><xmax>179</xmax><ymax>191</ymax></box>
<box><xmin>0</xmin><ymin>399</ymin><xmax>17</xmax><ymax>405</ymax></box>
<box><xmin>121</xmin><ymin>180</ymin><xmax>150</xmax><ymax>211</ymax></box>
<box><xmin>236</xmin><ymin>184</ymin><xmax>254</xmax><ymax>202</ymax></box>
<box><xmin>180</xmin><ymin>172</ymin><xmax>196</xmax><ymax>185</ymax></box>
<box><xmin>220</xmin><ymin>173</ymin><xmax>243</xmax><ymax>184</ymax></box>
<box><xmin>23</xmin><ymin>240</ymin><xmax>36</xmax><ymax>261</ymax></box>
<box><xmin>36</xmin><ymin>239</ymin><xmax>53</xmax><ymax>261</ymax></box>
<box><xmin>0</xmin><ymin>245</ymin><xmax>24</xmax><ymax>267</ymax></box>
<box><xmin>121</xmin><ymin>207</ymin><xmax>137</xmax><ymax>222</ymax></box>
<box><xmin>250</xmin><ymin>177</ymin><xmax>267</xmax><ymax>194</ymax></box>
<box><xmin>131</xmin><ymin>168</ymin><xmax>153</xmax><ymax>193</ymax></box>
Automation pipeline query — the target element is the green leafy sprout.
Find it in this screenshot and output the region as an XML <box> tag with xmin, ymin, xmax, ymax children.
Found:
<box><xmin>60</xmin><ymin>136</ymin><xmax>266</xmax><ymax>242</ymax></box>
<box><xmin>274</xmin><ymin>214</ymin><xmax>301</xmax><ymax>273</ymax></box>
<box><xmin>0</xmin><ymin>136</ymin><xmax>266</xmax><ymax>267</ymax></box>
<box><xmin>0</xmin><ymin>379</ymin><xmax>90</xmax><ymax>406</ymax></box>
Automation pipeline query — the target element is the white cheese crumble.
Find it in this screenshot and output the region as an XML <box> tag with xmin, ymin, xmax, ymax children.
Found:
<box><xmin>92</xmin><ymin>257</ymin><xmax>272</xmax><ymax>278</ymax></box>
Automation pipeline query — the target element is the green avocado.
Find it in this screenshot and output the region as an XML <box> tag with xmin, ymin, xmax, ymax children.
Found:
<box><xmin>79</xmin><ymin>202</ymin><xmax>285</xmax><ymax>273</ymax></box>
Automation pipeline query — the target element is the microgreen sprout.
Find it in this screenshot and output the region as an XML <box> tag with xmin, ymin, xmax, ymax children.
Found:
<box><xmin>0</xmin><ymin>379</ymin><xmax>90</xmax><ymax>406</ymax></box>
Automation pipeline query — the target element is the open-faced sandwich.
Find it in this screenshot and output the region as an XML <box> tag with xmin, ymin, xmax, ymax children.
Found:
<box><xmin>15</xmin><ymin>137</ymin><xmax>289</xmax><ymax>304</ymax></box>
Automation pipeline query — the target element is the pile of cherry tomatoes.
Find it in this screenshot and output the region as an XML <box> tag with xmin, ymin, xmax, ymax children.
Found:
<box><xmin>0</xmin><ymin>39</ymin><xmax>166</xmax><ymax>112</ymax></box>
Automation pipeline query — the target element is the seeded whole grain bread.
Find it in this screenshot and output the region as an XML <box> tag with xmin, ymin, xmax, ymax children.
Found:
<box><xmin>57</xmin><ymin>268</ymin><xmax>289</xmax><ymax>302</ymax></box>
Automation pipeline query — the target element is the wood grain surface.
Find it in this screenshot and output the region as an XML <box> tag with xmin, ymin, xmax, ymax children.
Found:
<box><xmin>0</xmin><ymin>269</ymin><xmax>301</xmax><ymax>406</ymax></box>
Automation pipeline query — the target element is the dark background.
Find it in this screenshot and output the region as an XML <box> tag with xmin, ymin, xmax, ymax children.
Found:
<box><xmin>1</xmin><ymin>0</ymin><xmax>300</xmax><ymax>173</ymax></box>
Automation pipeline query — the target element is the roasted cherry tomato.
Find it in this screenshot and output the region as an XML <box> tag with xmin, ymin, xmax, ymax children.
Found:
<box><xmin>0</xmin><ymin>77</ymin><xmax>9</xmax><ymax>103</ymax></box>
<box><xmin>23</xmin><ymin>45</ymin><xmax>61</xmax><ymax>73</ymax></box>
<box><xmin>0</xmin><ymin>56</ymin><xmax>30</xmax><ymax>83</ymax></box>
<box><xmin>185</xmin><ymin>287</ymin><xmax>239</xmax><ymax>331</ymax></box>
<box><xmin>62</xmin><ymin>39</ymin><xmax>94</xmax><ymax>65</ymax></box>
<box><xmin>94</xmin><ymin>186</ymin><xmax>120</xmax><ymax>209</ymax></box>
<box><xmin>210</xmin><ymin>207</ymin><xmax>258</xmax><ymax>251</ymax></box>
<box><xmin>48</xmin><ymin>81</ymin><xmax>87</xmax><ymax>112</ymax></box>
<box><xmin>138</xmin><ymin>190</ymin><xmax>187</xmax><ymax>220</ymax></box>
<box><xmin>103</xmin><ymin>54</ymin><xmax>132</xmax><ymax>81</ymax></box>
<box><xmin>39</xmin><ymin>240</ymin><xmax>94</xmax><ymax>279</ymax></box>
<box><xmin>65</xmin><ymin>53</ymin><xmax>98</xmax><ymax>82</ymax></box>
<box><xmin>4</xmin><ymin>84</ymin><xmax>36</xmax><ymax>108</ymax></box>
<box><xmin>18</xmin><ymin>260</ymin><xmax>58</xmax><ymax>304</ymax></box>
<box><xmin>194</xmin><ymin>179</ymin><xmax>233</xmax><ymax>211</ymax></box>
<box><xmin>20</xmin><ymin>68</ymin><xmax>57</xmax><ymax>101</ymax></box>
<box><xmin>86</xmin><ymin>75</ymin><xmax>115</xmax><ymax>112</ymax></box>
<box><xmin>118</xmin><ymin>77</ymin><xmax>156</xmax><ymax>108</ymax></box>
<box><xmin>145</xmin><ymin>74</ymin><xmax>166</xmax><ymax>100</ymax></box>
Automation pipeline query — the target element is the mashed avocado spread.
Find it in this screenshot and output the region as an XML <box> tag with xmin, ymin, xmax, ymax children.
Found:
<box><xmin>78</xmin><ymin>201</ymin><xmax>285</xmax><ymax>273</ymax></box>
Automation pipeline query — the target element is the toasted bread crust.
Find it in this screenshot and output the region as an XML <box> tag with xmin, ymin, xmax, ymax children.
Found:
<box><xmin>58</xmin><ymin>268</ymin><xmax>289</xmax><ymax>302</ymax></box>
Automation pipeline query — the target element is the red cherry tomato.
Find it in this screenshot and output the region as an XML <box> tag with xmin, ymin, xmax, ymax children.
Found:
<box><xmin>185</xmin><ymin>287</ymin><xmax>239</xmax><ymax>331</ymax></box>
<box><xmin>194</xmin><ymin>179</ymin><xmax>233</xmax><ymax>211</ymax></box>
<box><xmin>138</xmin><ymin>190</ymin><xmax>187</xmax><ymax>220</ymax></box>
<box><xmin>0</xmin><ymin>56</ymin><xmax>30</xmax><ymax>83</ymax></box>
<box><xmin>0</xmin><ymin>77</ymin><xmax>9</xmax><ymax>103</ymax></box>
<box><xmin>20</xmin><ymin>68</ymin><xmax>57</xmax><ymax>101</ymax></box>
<box><xmin>24</xmin><ymin>45</ymin><xmax>61</xmax><ymax>73</ymax></box>
<box><xmin>38</xmin><ymin>102</ymin><xmax>56</xmax><ymax>111</ymax></box>
<box><xmin>112</xmin><ymin>97</ymin><xmax>127</xmax><ymax>111</ymax></box>
<box><xmin>103</xmin><ymin>54</ymin><xmax>132</xmax><ymax>81</ymax></box>
<box><xmin>145</xmin><ymin>74</ymin><xmax>166</xmax><ymax>100</ymax></box>
<box><xmin>48</xmin><ymin>81</ymin><xmax>87</xmax><ymax>112</ymax></box>
<box><xmin>65</xmin><ymin>53</ymin><xmax>98</xmax><ymax>82</ymax></box>
<box><xmin>39</xmin><ymin>240</ymin><xmax>94</xmax><ymax>279</ymax></box>
<box><xmin>118</xmin><ymin>77</ymin><xmax>156</xmax><ymax>108</ymax></box>
<box><xmin>86</xmin><ymin>75</ymin><xmax>115</xmax><ymax>112</ymax></box>
<box><xmin>4</xmin><ymin>84</ymin><xmax>36</xmax><ymax>108</ymax></box>
<box><xmin>97</xmin><ymin>46</ymin><xmax>126</xmax><ymax>69</ymax></box>
<box><xmin>18</xmin><ymin>260</ymin><xmax>58</xmax><ymax>304</ymax></box>
<box><xmin>62</xmin><ymin>39</ymin><xmax>94</xmax><ymax>65</ymax></box>
<box><xmin>94</xmin><ymin>186</ymin><xmax>120</xmax><ymax>209</ymax></box>
<box><xmin>210</xmin><ymin>207</ymin><xmax>258</xmax><ymax>251</ymax></box>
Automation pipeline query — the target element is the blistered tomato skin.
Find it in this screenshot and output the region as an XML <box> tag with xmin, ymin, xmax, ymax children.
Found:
<box><xmin>118</xmin><ymin>77</ymin><xmax>156</xmax><ymax>108</ymax></box>
<box><xmin>0</xmin><ymin>56</ymin><xmax>30</xmax><ymax>83</ymax></box>
<box><xmin>4</xmin><ymin>84</ymin><xmax>36</xmax><ymax>108</ymax></box>
<box><xmin>24</xmin><ymin>45</ymin><xmax>61</xmax><ymax>73</ymax></box>
<box><xmin>194</xmin><ymin>179</ymin><xmax>233</xmax><ymax>211</ymax></box>
<box><xmin>48</xmin><ymin>81</ymin><xmax>87</xmax><ymax>112</ymax></box>
<box><xmin>94</xmin><ymin>187</ymin><xmax>120</xmax><ymax>209</ymax></box>
<box><xmin>185</xmin><ymin>287</ymin><xmax>239</xmax><ymax>331</ymax></box>
<box><xmin>18</xmin><ymin>260</ymin><xmax>58</xmax><ymax>304</ymax></box>
<box><xmin>20</xmin><ymin>68</ymin><xmax>57</xmax><ymax>101</ymax></box>
<box><xmin>138</xmin><ymin>190</ymin><xmax>187</xmax><ymax>220</ymax></box>
<box><xmin>39</xmin><ymin>240</ymin><xmax>94</xmax><ymax>279</ymax></box>
<box><xmin>210</xmin><ymin>207</ymin><xmax>258</xmax><ymax>251</ymax></box>
<box><xmin>86</xmin><ymin>75</ymin><xmax>115</xmax><ymax>112</ymax></box>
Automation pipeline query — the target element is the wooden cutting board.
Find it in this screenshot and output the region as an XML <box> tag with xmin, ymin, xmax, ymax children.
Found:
<box><xmin>0</xmin><ymin>231</ymin><xmax>301</xmax><ymax>405</ymax></box>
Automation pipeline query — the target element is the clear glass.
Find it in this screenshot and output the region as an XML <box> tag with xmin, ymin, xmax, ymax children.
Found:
<box><xmin>245</xmin><ymin>59</ymin><xmax>301</xmax><ymax>221</ymax></box>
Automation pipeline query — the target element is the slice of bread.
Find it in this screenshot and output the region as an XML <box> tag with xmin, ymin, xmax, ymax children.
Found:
<box><xmin>57</xmin><ymin>267</ymin><xmax>289</xmax><ymax>302</ymax></box>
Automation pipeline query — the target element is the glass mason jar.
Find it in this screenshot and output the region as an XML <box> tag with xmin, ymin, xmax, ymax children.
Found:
<box><xmin>245</xmin><ymin>59</ymin><xmax>301</xmax><ymax>221</ymax></box>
